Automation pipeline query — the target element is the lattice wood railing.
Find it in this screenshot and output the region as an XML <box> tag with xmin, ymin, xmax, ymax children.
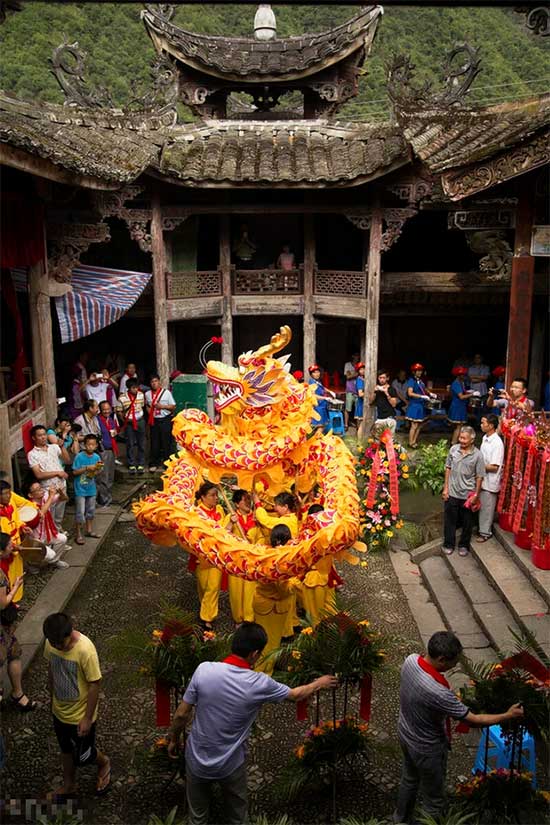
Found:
<box><xmin>233</xmin><ymin>268</ymin><xmax>302</xmax><ymax>294</ymax></box>
<box><xmin>166</xmin><ymin>270</ymin><xmax>222</xmax><ymax>299</ymax></box>
<box><xmin>314</xmin><ymin>269</ymin><xmax>367</xmax><ymax>296</ymax></box>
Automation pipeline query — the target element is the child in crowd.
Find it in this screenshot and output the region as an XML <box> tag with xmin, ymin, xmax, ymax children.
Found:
<box><xmin>24</xmin><ymin>481</ymin><xmax>70</xmax><ymax>569</ymax></box>
<box><xmin>72</xmin><ymin>435</ymin><xmax>103</xmax><ymax>545</ymax></box>
<box><xmin>225</xmin><ymin>489</ymin><xmax>257</xmax><ymax>624</ymax></box>
<box><xmin>43</xmin><ymin>612</ymin><xmax>111</xmax><ymax>798</ymax></box>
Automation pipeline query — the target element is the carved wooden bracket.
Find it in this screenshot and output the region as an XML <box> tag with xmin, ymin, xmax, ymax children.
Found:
<box><xmin>465</xmin><ymin>230</ymin><xmax>513</xmax><ymax>282</ymax></box>
<box><xmin>388</xmin><ymin>175</ymin><xmax>434</xmax><ymax>205</ymax></box>
<box><xmin>447</xmin><ymin>209</ymin><xmax>516</xmax><ymax>231</ymax></box>
<box><xmin>345</xmin><ymin>207</ymin><xmax>417</xmax><ymax>251</ymax></box>
<box><xmin>47</xmin><ymin>221</ymin><xmax>111</xmax><ymax>283</ymax></box>
<box><xmin>162</xmin><ymin>215</ymin><xmax>189</xmax><ymax>232</ymax></box>
<box><xmin>92</xmin><ymin>187</ymin><xmax>152</xmax><ymax>253</ymax></box>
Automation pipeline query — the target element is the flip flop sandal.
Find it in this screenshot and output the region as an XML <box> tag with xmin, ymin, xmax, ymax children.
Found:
<box><xmin>85</xmin><ymin>532</ymin><xmax>101</xmax><ymax>539</ymax></box>
<box><xmin>12</xmin><ymin>694</ymin><xmax>37</xmax><ymax>712</ymax></box>
<box><xmin>95</xmin><ymin>765</ymin><xmax>111</xmax><ymax>796</ymax></box>
<box><xmin>75</xmin><ymin>537</ymin><xmax>85</xmax><ymax>545</ymax></box>
<box><xmin>475</xmin><ymin>535</ymin><xmax>491</xmax><ymax>543</ymax></box>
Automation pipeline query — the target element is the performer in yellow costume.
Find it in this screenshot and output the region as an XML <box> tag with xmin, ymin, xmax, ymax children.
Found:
<box><xmin>194</xmin><ymin>482</ymin><xmax>224</xmax><ymax>629</ymax></box>
<box><xmin>253</xmin><ymin>491</ymin><xmax>300</xmax><ymax>636</ymax></box>
<box><xmin>224</xmin><ymin>490</ymin><xmax>257</xmax><ymax>624</ymax></box>
<box><xmin>253</xmin><ymin>525</ymin><xmax>298</xmax><ymax>674</ymax></box>
<box><xmin>0</xmin><ymin>481</ymin><xmax>38</xmax><ymax>603</ymax></box>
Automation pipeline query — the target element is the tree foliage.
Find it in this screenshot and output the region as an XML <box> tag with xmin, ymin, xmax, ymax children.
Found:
<box><xmin>0</xmin><ymin>3</ymin><xmax>548</xmax><ymax>120</ymax></box>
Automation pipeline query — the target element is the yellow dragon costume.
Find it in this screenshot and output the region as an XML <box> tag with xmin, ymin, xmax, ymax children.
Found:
<box><xmin>133</xmin><ymin>326</ymin><xmax>364</xmax><ymax>582</ymax></box>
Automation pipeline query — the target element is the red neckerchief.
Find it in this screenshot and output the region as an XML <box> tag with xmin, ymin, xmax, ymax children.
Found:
<box><xmin>99</xmin><ymin>414</ymin><xmax>119</xmax><ymax>455</ymax></box>
<box><xmin>417</xmin><ymin>656</ymin><xmax>452</xmax><ymax>741</ymax></box>
<box><xmin>148</xmin><ymin>387</ymin><xmax>164</xmax><ymax>426</ymax></box>
<box><xmin>198</xmin><ymin>504</ymin><xmax>221</xmax><ymax>522</ymax></box>
<box><xmin>124</xmin><ymin>393</ymin><xmax>139</xmax><ymax>431</ymax></box>
<box><xmin>0</xmin><ymin>504</ymin><xmax>14</xmax><ymax>521</ymax></box>
<box><xmin>223</xmin><ymin>654</ymin><xmax>252</xmax><ymax>669</ymax></box>
<box><xmin>237</xmin><ymin>511</ymin><xmax>256</xmax><ymax>533</ymax></box>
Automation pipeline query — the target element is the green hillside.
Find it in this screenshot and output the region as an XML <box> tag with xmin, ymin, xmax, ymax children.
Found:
<box><xmin>0</xmin><ymin>3</ymin><xmax>548</xmax><ymax>121</ymax></box>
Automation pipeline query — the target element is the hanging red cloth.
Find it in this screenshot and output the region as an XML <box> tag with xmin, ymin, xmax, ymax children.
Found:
<box><xmin>359</xmin><ymin>674</ymin><xmax>373</xmax><ymax>721</ymax></box>
<box><xmin>0</xmin><ymin>194</ymin><xmax>44</xmax><ymax>268</ymax></box>
<box><xmin>1</xmin><ymin>272</ymin><xmax>28</xmax><ymax>393</ymax></box>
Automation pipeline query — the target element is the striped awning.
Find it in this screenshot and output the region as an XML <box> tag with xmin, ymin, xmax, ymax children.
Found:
<box><xmin>54</xmin><ymin>265</ymin><xmax>152</xmax><ymax>343</ymax></box>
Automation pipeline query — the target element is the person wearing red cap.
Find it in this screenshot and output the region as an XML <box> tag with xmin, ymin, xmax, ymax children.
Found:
<box><xmin>486</xmin><ymin>367</ymin><xmax>506</xmax><ymax>416</ymax></box>
<box><xmin>405</xmin><ymin>364</ymin><xmax>430</xmax><ymax>448</ymax></box>
<box><xmin>308</xmin><ymin>365</ymin><xmax>329</xmax><ymax>431</ymax></box>
<box><xmin>448</xmin><ymin>368</ymin><xmax>473</xmax><ymax>445</ymax></box>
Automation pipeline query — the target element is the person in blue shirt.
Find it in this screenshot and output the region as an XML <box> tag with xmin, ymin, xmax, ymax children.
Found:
<box><xmin>354</xmin><ymin>362</ymin><xmax>365</xmax><ymax>430</ymax></box>
<box><xmin>72</xmin><ymin>434</ymin><xmax>103</xmax><ymax>545</ymax></box>
<box><xmin>448</xmin><ymin>367</ymin><xmax>473</xmax><ymax>444</ymax></box>
<box><xmin>486</xmin><ymin>365</ymin><xmax>506</xmax><ymax>417</ymax></box>
<box><xmin>405</xmin><ymin>363</ymin><xmax>430</xmax><ymax>449</ymax></box>
<box><xmin>308</xmin><ymin>365</ymin><xmax>329</xmax><ymax>431</ymax></box>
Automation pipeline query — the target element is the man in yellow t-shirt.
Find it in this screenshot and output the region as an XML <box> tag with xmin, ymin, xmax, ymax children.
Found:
<box><xmin>43</xmin><ymin>612</ymin><xmax>111</xmax><ymax>798</ymax></box>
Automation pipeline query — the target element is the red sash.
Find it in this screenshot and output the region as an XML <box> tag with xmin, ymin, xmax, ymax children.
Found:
<box><xmin>99</xmin><ymin>414</ymin><xmax>119</xmax><ymax>456</ymax></box>
<box><xmin>123</xmin><ymin>394</ymin><xmax>140</xmax><ymax>431</ymax></box>
<box><xmin>237</xmin><ymin>511</ymin><xmax>256</xmax><ymax>534</ymax></box>
<box><xmin>198</xmin><ymin>505</ymin><xmax>221</xmax><ymax>522</ymax></box>
<box><xmin>223</xmin><ymin>654</ymin><xmax>252</xmax><ymax>669</ymax></box>
<box><xmin>0</xmin><ymin>505</ymin><xmax>19</xmax><ymax>539</ymax></box>
<box><xmin>417</xmin><ymin>656</ymin><xmax>453</xmax><ymax>741</ymax></box>
<box><xmin>148</xmin><ymin>388</ymin><xmax>164</xmax><ymax>427</ymax></box>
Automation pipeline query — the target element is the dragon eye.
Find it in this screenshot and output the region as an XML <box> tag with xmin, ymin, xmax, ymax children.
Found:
<box><xmin>239</xmin><ymin>365</ymin><xmax>246</xmax><ymax>375</ymax></box>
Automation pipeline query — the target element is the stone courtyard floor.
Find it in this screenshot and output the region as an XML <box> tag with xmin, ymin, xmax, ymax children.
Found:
<box><xmin>3</xmin><ymin>509</ymin><xmax>475</xmax><ymax>825</ymax></box>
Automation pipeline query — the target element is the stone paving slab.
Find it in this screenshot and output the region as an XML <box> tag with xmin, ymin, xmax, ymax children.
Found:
<box><xmin>420</xmin><ymin>556</ymin><xmax>490</xmax><ymax>639</ymax></box>
<box><xmin>409</xmin><ymin>538</ymin><xmax>442</xmax><ymax>564</ymax></box>
<box><xmin>470</xmin><ymin>539</ymin><xmax>548</xmax><ymax>618</ymax></box>
<box><xmin>389</xmin><ymin>549</ymin><xmax>422</xmax><ymax>585</ymax></box>
<box><xmin>445</xmin><ymin>551</ymin><xmax>502</xmax><ymax>604</ymax></box>
<box><xmin>470</xmin><ymin>601</ymin><xmax>522</xmax><ymax>656</ymax></box>
<box><xmin>494</xmin><ymin>525</ymin><xmax>550</xmax><ymax>608</ymax></box>
<box><xmin>3</xmin><ymin>498</ymin><xmax>130</xmax><ymax>694</ymax></box>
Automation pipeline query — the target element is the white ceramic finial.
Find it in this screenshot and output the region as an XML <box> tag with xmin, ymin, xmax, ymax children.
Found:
<box><xmin>254</xmin><ymin>4</ymin><xmax>277</xmax><ymax>41</ymax></box>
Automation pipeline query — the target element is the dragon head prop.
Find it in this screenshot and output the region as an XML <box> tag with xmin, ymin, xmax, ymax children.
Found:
<box><xmin>206</xmin><ymin>325</ymin><xmax>308</xmax><ymax>419</ymax></box>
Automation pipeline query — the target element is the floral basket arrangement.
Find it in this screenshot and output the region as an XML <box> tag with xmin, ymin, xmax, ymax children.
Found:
<box><xmin>356</xmin><ymin>432</ymin><xmax>408</xmax><ymax>548</ymax></box>
<box><xmin>279</xmin><ymin>716</ymin><xmax>370</xmax><ymax>801</ymax></box>
<box><xmin>459</xmin><ymin>649</ymin><xmax>550</xmax><ymax>744</ymax></box>
<box><xmin>454</xmin><ymin>769</ymin><xmax>550</xmax><ymax>824</ymax></box>
<box><xmin>145</xmin><ymin>605</ymin><xmax>232</xmax><ymax>726</ymax></box>
<box><xmin>275</xmin><ymin>605</ymin><xmax>386</xmax><ymax>722</ymax></box>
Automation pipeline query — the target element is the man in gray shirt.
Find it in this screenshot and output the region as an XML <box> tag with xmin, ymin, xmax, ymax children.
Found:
<box><xmin>168</xmin><ymin>622</ymin><xmax>337</xmax><ymax>825</ymax></box>
<box><xmin>394</xmin><ymin>631</ymin><xmax>523</xmax><ymax>824</ymax></box>
<box><xmin>442</xmin><ymin>425</ymin><xmax>485</xmax><ymax>557</ymax></box>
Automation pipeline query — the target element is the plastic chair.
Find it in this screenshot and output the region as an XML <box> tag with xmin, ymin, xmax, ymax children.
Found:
<box><xmin>473</xmin><ymin>725</ymin><xmax>536</xmax><ymax>786</ymax></box>
<box><xmin>327</xmin><ymin>410</ymin><xmax>345</xmax><ymax>435</ymax></box>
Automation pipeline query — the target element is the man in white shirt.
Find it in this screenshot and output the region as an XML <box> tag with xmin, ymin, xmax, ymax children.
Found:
<box><xmin>145</xmin><ymin>374</ymin><xmax>176</xmax><ymax>471</ymax></box>
<box><xmin>119</xmin><ymin>363</ymin><xmax>139</xmax><ymax>395</ymax></box>
<box><xmin>476</xmin><ymin>414</ymin><xmax>505</xmax><ymax>542</ymax></box>
<box><xmin>82</xmin><ymin>372</ymin><xmax>117</xmax><ymax>407</ymax></box>
<box><xmin>28</xmin><ymin>425</ymin><xmax>70</xmax><ymax>528</ymax></box>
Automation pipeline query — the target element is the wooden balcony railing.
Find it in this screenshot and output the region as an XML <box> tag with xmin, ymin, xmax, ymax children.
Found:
<box><xmin>166</xmin><ymin>270</ymin><xmax>222</xmax><ymax>299</ymax></box>
<box><xmin>233</xmin><ymin>267</ymin><xmax>303</xmax><ymax>294</ymax></box>
<box><xmin>0</xmin><ymin>381</ymin><xmax>46</xmax><ymax>483</ymax></box>
<box><xmin>314</xmin><ymin>269</ymin><xmax>367</xmax><ymax>296</ymax></box>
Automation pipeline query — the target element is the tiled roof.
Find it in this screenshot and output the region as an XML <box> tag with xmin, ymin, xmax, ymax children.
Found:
<box><xmin>159</xmin><ymin>120</ymin><xmax>408</xmax><ymax>186</ymax></box>
<box><xmin>142</xmin><ymin>6</ymin><xmax>381</xmax><ymax>82</ymax></box>
<box><xmin>398</xmin><ymin>94</ymin><xmax>550</xmax><ymax>173</ymax></box>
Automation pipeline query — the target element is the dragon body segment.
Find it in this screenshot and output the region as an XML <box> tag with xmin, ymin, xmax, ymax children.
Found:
<box><xmin>134</xmin><ymin>327</ymin><xmax>363</xmax><ymax>582</ymax></box>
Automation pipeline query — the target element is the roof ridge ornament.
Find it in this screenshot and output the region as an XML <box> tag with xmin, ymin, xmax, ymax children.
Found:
<box><xmin>144</xmin><ymin>4</ymin><xmax>175</xmax><ymax>23</ymax></box>
<box><xmin>387</xmin><ymin>42</ymin><xmax>481</xmax><ymax>112</ymax></box>
<box><xmin>51</xmin><ymin>41</ymin><xmax>114</xmax><ymax>109</ymax></box>
<box><xmin>254</xmin><ymin>4</ymin><xmax>277</xmax><ymax>42</ymax></box>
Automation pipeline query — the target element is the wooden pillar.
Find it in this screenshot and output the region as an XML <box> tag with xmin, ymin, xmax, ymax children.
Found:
<box><xmin>151</xmin><ymin>192</ymin><xmax>170</xmax><ymax>386</ymax></box>
<box><xmin>506</xmin><ymin>181</ymin><xmax>534</xmax><ymax>383</ymax></box>
<box><xmin>529</xmin><ymin>309</ymin><xmax>545</xmax><ymax>407</ymax></box>
<box><xmin>219</xmin><ymin>215</ymin><xmax>233</xmax><ymax>365</ymax></box>
<box><xmin>303</xmin><ymin>214</ymin><xmax>316</xmax><ymax>373</ymax></box>
<box><xmin>362</xmin><ymin>206</ymin><xmax>383</xmax><ymax>433</ymax></box>
<box><xmin>28</xmin><ymin>240</ymin><xmax>57</xmax><ymax>423</ymax></box>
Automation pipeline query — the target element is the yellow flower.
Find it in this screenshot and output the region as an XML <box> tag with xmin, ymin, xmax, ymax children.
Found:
<box><xmin>372</xmin><ymin>540</ymin><xmax>379</xmax><ymax>546</ymax></box>
<box><xmin>402</xmin><ymin>474</ymin><xmax>409</xmax><ymax>479</ymax></box>
<box><xmin>386</xmin><ymin>530</ymin><xmax>394</xmax><ymax>537</ymax></box>
<box><xmin>291</xmin><ymin>650</ymin><xmax>302</xmax><ymax>660</ymax></box>
<box><xmin>359</xmin><ymin>619</ymin><xmax>370</xmax><ymax>627</ymax></box>
<box><xmin>376</xmin><ymin>525</ymin><xmax>383</xmax><ymax>531</ymax></box>
<box><xmin>399</xmin><ymin>453</ymin><xmax>407</xmax><ymax>460</ymax></box>
<box><xmin>402</xmin><ymin>465</ymin><xmax>409</xmax><ymax>472</ymax></box>
<box><xmin>538</xmin><ymin>790</ymin><xmax>550</xmax><ymax>803</ymax></box>
<box><xmin>203</xmin><ymin>630</ymin><xmax>216</xmax><ymax>640</ymax></box>
<box><xmin>295</xmin><ymin>745</ymin><xmax>305</xmax><ymax>759</ymax></box>
<box><xmin>151</xmin><ymin>629</ymin><xmax>163</xmax><ymax>639</ymax></box>
<box><xmin>360</xmin><ymin>560</ymin><xmax>368</xmax><ymax>568</ymax></box>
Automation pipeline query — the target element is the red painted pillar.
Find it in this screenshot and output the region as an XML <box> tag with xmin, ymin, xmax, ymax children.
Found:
<box><xmin>506</xmin><ymin>182</ymin><xmax>534</xmax><ymax>381</ymax></box>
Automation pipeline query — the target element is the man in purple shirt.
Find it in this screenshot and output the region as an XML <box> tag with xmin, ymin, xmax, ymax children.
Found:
<box><xmin>168</xmin><ymin>622</ymin><xmax>337</xmax><ymax>825</ymax></box>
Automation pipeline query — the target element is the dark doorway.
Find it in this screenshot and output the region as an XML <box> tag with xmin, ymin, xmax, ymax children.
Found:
<box><xmin>234</xmin><ymin>316</ymin><xmax>303</xmax><ymax>371</ymax></box>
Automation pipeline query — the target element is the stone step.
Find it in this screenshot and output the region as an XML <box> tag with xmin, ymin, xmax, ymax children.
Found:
<box><xmin>470</xmin><ymin>536</ymin><xmax>550</xmax><ymax>659</ymax></box>
<box><xmin>419</xmin><ymin>556</ymin><xmax>495</xmax><ymax>673</ymax></box>
<box><xmin>494</xmin><ymin>525</ymin><xmax>550</xmax><ymax>609</ymax></box>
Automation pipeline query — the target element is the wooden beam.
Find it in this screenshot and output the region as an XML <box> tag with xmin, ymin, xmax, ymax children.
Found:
<box><xmin>0</xmin><ymin>144</ymin><xmax>118</xmax><ymax>190</ymax></box>
<box><xmin>506</xmin><ymin>180</ymin><xmax>535</xmax><ymax>383</ymax></box>
<box><xmin>28</xmin><ymin>231</ymin><xmax>57</xmax><ymax>423</ymax></box>
<box><xmin>219</xmin><ymin>215</ymin><xmax>234</xmax><ymax>364</ymax></box>
<box><xmin>163</xmin><ymin>204</ymin><xmax>387</xmax><ymax>217</ymax></box>
<box><xmin>167</xmin><ymin>297</ymin><xmax>224</xmax><ymax>321</ymax></box>
<box><xmin>363</xmin><ymin>204</ymin><xmax>383</xmax><ymax>434</ymax></box>
<box><xmin>303</xmin><ymin>214</ymin><xmax>316</xmax><ymax>373</ymax></box>
<box><xmin>151</xmin><ymin>191</ymin><xmax>170</xmax><ymax>386</ymax></box>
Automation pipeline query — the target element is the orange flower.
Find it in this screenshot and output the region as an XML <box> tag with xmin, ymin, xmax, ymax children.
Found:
<box><xmin>301</xmin><ymin>627</ymin><xmax>313</xmax><ymax>635</ymax></box>
<box><xmin>151</xmin><ymin>629</ymin><xmax>163</xmax><ymax>640</ymax></box>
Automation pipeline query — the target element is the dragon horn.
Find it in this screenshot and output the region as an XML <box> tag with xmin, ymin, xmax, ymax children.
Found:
<box><xmin>252</xmin><ymin>326</ymin><xmax>292</xmax><ymax>359</ymax></box>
